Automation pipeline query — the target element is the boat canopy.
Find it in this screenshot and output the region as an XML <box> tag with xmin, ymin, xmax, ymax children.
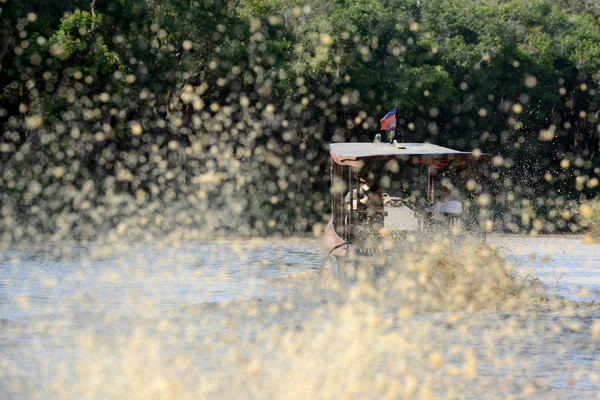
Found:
<box><xmin>329</xmin><ymin>142</ymin><xmax>490</xmax><ymax>167</ymax></box>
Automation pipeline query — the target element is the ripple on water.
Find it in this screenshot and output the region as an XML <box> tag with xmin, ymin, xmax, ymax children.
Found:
<box><xmin>0</xmin><ymin>236</ymin><xmax>599</xmax><ymax>398</ymax></box>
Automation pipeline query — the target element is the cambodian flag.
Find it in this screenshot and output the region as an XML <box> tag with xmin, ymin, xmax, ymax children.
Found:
<box><xmin>380</xmin><ymin>106</ymin><xmax>396</xmax><ymax>130</ymax></box>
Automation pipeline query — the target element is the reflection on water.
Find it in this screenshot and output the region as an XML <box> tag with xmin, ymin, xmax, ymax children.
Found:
<box><xmin>0</xmin><ymin>236</ymin><xmax>599</xmax><ymax>398</ymax></box>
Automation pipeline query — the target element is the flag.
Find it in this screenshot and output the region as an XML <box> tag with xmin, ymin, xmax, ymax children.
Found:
<box><xmin>380</xmin><ymin>106</ymin><xmax>396</xmax><ymax>130</ymax></box>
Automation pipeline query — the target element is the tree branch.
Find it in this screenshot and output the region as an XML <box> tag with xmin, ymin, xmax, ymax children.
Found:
<box><xmin>0</xmin><ymin>129</ymin><xmax>41</xmax><ymax>178</ymax></box>
<box><xmin>0</xmin><ymin>32</ymin><xmax>12</xmax><ymax>72</ymax></box>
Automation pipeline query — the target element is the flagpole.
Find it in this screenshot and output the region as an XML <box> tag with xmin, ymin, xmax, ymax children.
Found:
<box><xmin>393</xmin><ymin>104</ymin><xmax>398</xmax><ymax>143</ymax></box>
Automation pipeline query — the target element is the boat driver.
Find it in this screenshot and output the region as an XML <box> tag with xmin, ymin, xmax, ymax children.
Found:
<box><xmin>345</xmin><ymin>174</ymin><xmax>384</xmax><ymax>223</ymax></box>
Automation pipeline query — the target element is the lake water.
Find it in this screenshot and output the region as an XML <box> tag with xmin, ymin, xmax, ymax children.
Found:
<box><xmin>0</xmin><ymin>235</ymin><xmax>599</xmax><ymax>399</ymax></box>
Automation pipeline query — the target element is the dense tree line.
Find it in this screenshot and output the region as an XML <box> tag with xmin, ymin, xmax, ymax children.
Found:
<box><xmin>0</xmin><ymin>0</ymin><xmax>599</xmax><ymax>240</ymax></box>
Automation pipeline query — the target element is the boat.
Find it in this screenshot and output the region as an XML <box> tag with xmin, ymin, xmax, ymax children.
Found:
<box><xmin>322</xmin><ymin>140</ymin><xmax>491</xmax><ymax>287</ymax></box>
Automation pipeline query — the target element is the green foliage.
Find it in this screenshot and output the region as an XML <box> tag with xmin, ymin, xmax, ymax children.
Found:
<box><xmin>0</xmin><ymin>0</ymin><xmax>599</xmax><ymax>237</ymax></box>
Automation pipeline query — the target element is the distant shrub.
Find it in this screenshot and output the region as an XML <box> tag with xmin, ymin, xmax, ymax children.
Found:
<box><xmin>590</xmin><ymin>198</ymin><xmax>600</xmax><ymax>239</ymax></box>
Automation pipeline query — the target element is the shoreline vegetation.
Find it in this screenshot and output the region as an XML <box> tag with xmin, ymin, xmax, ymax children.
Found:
<box><xmin>0</xmin><ymin>0</ymin><xmax>599</xmax><ymax>243</ymax></box>
<box><xmin>589</xmin><ymin>198</ymin><xmax>600</xmax><ymax>239</ymax></box>
<box><xmin>1</xmin><ymin>230</ymin><xmax>594</xmax><ymax>249</ymax></box>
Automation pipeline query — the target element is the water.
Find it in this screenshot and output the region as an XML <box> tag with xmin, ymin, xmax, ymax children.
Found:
<box><xmin>0</xmin><ymin>236</ymin><xmax>599</xmax><ymax>398</ymax></box>
<box><xmin>493</xmin><ymin>236</ymin><xmax>600</xmax><ymax>302</ymax></box>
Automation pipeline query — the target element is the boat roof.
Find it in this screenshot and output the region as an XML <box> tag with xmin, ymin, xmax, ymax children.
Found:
<box><xmin>330</xmin><ymin>142</ymin><xmax>490</xmax><ymax>167</ymax></box>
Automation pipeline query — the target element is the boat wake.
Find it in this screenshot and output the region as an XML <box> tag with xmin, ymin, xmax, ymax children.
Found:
<box><xmin>269</xmin><ymin>269</ymin><xmax>335</xmax><ymax>289</ymax></box>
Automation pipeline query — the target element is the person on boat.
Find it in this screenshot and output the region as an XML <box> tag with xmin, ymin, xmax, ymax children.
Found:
<box><xmin>422</xmin><ymin>183</ymin><xmax>463</xmax><ymax>230</ymax></box>
<box><xmin>344</xmin><ymin>176</ymin><xmax>376</xmax><ymax>207</ymax></box>
<box><xmin>424</xmin><ymin>182</ymin><xmax>463</xmax><ymax>214</ymax></box>
<box><xmin>345</xmin><ymin>174</ymin><xmax>384</xmax><ymax>224</ymax></box>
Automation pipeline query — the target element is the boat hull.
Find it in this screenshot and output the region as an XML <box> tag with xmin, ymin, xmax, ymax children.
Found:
<box><xmin>328</xmin><ymin>254</ymin><xmax>386</xmax><ymax>288</ymax></box>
